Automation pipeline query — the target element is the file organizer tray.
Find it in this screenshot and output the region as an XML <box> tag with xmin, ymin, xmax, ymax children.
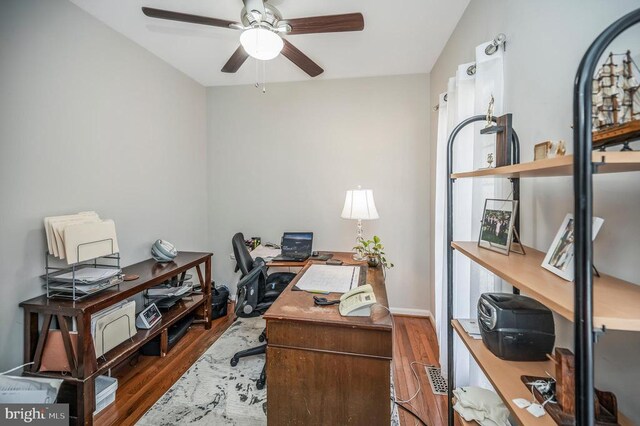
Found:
<box><xmin>92</xmin><ymin>301</ymin><xmax>136</xmax><ymax>358</ymax></box>
<box><xmin>44</xmin><ymin>238</ymin><xmax>121</xmax><ymax>301</ymax></box>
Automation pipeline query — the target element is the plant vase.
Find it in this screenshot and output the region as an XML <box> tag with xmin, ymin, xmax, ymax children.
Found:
<box><xmin>366</xmin><ymin>255</ymin><xmax>380</xmax><ymax>268</ymax></box>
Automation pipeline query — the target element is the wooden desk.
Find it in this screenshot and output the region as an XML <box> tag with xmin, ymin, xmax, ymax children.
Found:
<box><xmin>264</xmin><ymin>252</ymin><xmax>392</xmax><ymax>425</ymax></box>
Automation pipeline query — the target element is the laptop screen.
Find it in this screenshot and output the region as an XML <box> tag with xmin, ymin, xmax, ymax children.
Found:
<box><xmin>281</xmin><ymin>232</ymin><xmax>313</xmax><ymax>258</ymax></box>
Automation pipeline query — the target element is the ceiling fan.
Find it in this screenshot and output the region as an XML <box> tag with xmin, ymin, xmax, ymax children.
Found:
<box><xmin>141</xmin><ymin>0</ymin><xmax>364</xmax><ymax>77</ymax></box>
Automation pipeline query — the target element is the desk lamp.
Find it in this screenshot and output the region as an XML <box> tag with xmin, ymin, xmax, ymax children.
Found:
<box><xmin>341</xmin><ymin>187</ymin><xmax>379</xmax><ymax>260</ymax></box>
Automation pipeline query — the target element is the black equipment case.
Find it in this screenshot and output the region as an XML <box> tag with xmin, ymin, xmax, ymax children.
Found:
<box><xmin>211</xmin><ymin>285</ymin><xmax>229</xmax><ymax>320</ymax></box>
<box><xmin>478</xmin><ymin>293</ymin><xmax>555</xmax><ymax>361</ymax></box>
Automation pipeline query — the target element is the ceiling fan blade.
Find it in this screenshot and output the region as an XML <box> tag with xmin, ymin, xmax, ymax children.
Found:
<box><xmin>221</xmin><ymin>46</ymin><xmax>250</xmax><ymax>73</ymax></box>
<box><xmin>285</xmin><ymin>13</ymin><xmax>364</xmax><ymax>35</ymax></box>
<box><xmin>141</xmin><ymin>7</ymin><xmax>239</xmax><ymax>29</ymax></box>
<box><xmin>281</xmin><ymin>39</ymin><xmax>323</xmax><ymax>77</ymax></box>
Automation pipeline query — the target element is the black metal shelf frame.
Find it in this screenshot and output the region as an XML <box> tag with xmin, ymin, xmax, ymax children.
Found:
<box><xmin>572</xmin><ymin>8</ymin><xmax>640</xmax><ymax>425</ymax></box>
<box><xmin>445</xmin><ymin>115</ymin><xmax>520</xmax><ymax>424</ymax></box>
<box><xmin>445</xmin><ymin>8</ymin><xmax>640</xmax><ymax>426</ymax></box>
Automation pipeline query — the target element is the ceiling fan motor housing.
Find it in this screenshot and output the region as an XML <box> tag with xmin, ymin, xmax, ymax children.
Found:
<box><xmin>241</xmin><ymin>1</ymin><xmax>282</xmax><ymax>28</ymax></box>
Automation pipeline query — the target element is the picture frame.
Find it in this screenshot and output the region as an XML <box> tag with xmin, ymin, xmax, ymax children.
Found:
<box><xmin>478</xmin><ymin>199</ymin><xmax>519</xmax><ymax>255</ymax></box>
<box><xmin>541</xmin><ymin>213</ymin><xmax>604</xmax><ymax>281</ymax></box>
<box><xmin>534</xmin><ymin>141</ymin><xmax>552</xmax><ymax>161</ymax></box>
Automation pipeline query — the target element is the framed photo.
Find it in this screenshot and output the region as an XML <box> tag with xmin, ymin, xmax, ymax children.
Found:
<box><xmin>541</xmin><ymin>213</ymin><xmax>604</xmax><ymax>281</ymax></box>
<box><xmin>478</xmin><ymin>199</ymin><xmax>518</xmax><ymax>255</ymax></box>
<box><xmin>534</xmin><ymin>141</ymin><xmax>552</xmax><ymax>161</ymax></box>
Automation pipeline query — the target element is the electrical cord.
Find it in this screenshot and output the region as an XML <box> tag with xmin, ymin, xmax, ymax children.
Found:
<box><xmin>376</xmin><ymin>303</ymin><xmax>433</xmax><ymax>423</ymax></box>
<box><xmin>1</xmin><ymin>362</ymin><xmax>34</xmax><ymax>375</ymax></box>
<box><xmin>390</xmin><ymin>398</ymin><xmax>428</xmax><ymax>426</ymax></box>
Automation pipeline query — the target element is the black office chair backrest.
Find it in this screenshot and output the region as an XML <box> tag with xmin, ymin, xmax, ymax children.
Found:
<box><xmin>232</xmin><ymin>232</ymin><xmax>253</xmax><ymax>276</ymax></box>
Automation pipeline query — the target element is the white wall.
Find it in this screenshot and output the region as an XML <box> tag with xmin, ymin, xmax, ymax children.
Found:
<box><xmin>0</xmin><ymin>0</ymin><xmax>208</xmax><ymax>371</ymax></box>
<box><xmin>207</xmin><ymin>75</ymin><xmax>430</xmax><ymax>314</ymax></box>
<box><xmin>429</xmin><ymin>0</ymin><xmax>640</xmax><ymax>419</ymax></box>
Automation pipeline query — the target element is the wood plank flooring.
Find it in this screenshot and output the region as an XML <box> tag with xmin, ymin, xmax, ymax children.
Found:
<box><xmin>392</xmin><ymin>315</ymin><xmax>448</xmax><ymax>426</ymax></box>
<box><xmin>95</xmin><ymin>307</ymin><xmax>447</xmax><ymax>425</ymax></box>
<box><xmin>94</xmin><ymin>310</ymin><xmax>236</xmax><ymax>425</ymax></box>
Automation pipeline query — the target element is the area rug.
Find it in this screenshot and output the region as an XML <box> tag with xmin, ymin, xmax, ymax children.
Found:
<box><xmin>137</xmin><ymin>316</ymin><xmax>400</xmax><ymax>425</ymax></box>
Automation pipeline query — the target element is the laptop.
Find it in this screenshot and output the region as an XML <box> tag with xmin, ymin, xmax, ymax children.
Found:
<box><xmin>272</xmin><ymin>232</ymin><xmax>313</xmax><ymax>262</ymax></box>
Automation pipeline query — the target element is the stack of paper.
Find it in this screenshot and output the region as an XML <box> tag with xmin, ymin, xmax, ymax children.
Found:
<box><xmin>294</xmin><ymin>265</ymin><xmax>360</xmax><ymax>294</ymax></box>
<box><xmin>458</xmin><ymin>318</ymin><xmax>482</xmax><ymax>340</ymax></box>
<box><xmin>44</xmin><ymin>266</ymin><xmax>123</xmax><ymax>296</ymax></box>
<box><xmin>0</xmin><ymin>375</ymin><xmax>63</xmax><ymax>404</ymax></box>
<box><xmin>146</xmin><ymin>283</ymin><xmax>194</xmax><ymax>299</ymax></box>
<box><xmin>44</xmin><ymin>212</ymin><xmax>119</xmax><ymax>264</ymax></box>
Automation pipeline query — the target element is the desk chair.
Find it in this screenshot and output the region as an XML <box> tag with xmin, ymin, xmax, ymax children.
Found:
<box><xmin>230</xmin><ymin>232</ymin><xmax>295</xmax><ymax>389</ymax></box>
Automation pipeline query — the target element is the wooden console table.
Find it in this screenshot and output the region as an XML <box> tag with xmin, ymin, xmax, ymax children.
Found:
<box><xmin>264</xmin><ymin>252</ymin><xmax>392</xmax><ymax>425</ymax></box>
<box><xmin>19</xmin><ymin>252</ymin><xmax>212</xmax><ymax>426</ymax></box>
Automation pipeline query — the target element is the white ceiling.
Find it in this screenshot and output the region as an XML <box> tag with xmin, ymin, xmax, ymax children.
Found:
<box><xmin>70</xmin><ymin>0</ymin><xmax>469</xmax><ymax>87</ymax></box>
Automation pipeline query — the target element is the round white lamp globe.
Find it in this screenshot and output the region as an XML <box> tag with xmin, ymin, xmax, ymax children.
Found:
<box><xmin>240</xmin><ymin>27</ymin><xmax>284</xmax><ymax>61</ymax></box>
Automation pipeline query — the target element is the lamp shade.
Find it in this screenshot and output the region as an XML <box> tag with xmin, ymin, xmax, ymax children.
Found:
<box><xmin>341</xmin><ymin>189</ymin><xmax>379</xmax><ymax>220</ymax></box>
<box><xmin>240</xmin><ymin>28</ymin><xmax>284</xmax><ymax>61</ymax></box>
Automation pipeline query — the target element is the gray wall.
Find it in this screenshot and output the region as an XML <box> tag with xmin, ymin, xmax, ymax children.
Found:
<box><xmin>0</xmin><ymin>0</ymin><xmax>208</xmax><ymax>371</ymax></box>
<box><xmin>207</xmin><ymin>75</ymin><xmax>430</xmax><ymax>314</ymax></box>
<box><xmin>429</xmin><ymin>0</ymin><xmax>640</xmax><ymax>419</ymax></box>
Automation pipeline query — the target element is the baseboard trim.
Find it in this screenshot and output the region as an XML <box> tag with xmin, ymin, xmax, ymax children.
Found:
<box><xmin>389</xmin><ymin>308</ymin><xmax>433</xmax><ymax>318</ymax></box>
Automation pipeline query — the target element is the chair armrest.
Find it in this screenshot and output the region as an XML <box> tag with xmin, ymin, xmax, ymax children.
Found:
<box><xmin>235</xmin><ymin>265</ymin><xmax>266</xmax><ymax>317</ymax></box>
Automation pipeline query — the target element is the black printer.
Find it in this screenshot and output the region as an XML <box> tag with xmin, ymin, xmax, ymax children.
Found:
<box><xmin>478</xmin><ymin>293</ymin><xmax>555</xmax><ymax>361</ymax></box>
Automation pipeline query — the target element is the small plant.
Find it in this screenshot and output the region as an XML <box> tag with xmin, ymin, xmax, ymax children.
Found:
<box><xmin>353</xmin><ymin>235</ymin><xmax>394</xmax><ymax>269</ymax></box>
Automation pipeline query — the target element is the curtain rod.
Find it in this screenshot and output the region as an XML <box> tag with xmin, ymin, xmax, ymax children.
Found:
<box><xmin>432</xmin><ymin>34</ymin><xmax>506</xmax><ymax>111</ymax></box>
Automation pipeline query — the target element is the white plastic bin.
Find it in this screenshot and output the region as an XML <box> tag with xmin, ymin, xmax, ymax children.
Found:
<box><xmin>94</xmin><ymin>375</ymin><xmax>118</xmax><ymax>415</ymax></box>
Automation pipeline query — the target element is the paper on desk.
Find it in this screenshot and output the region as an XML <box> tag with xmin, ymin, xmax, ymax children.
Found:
<box><xmin>250</xmin><ymin>245</ymin><xmax>281</xmax><ymax>260</ymax></box>
<box><xmin>147</xmin><ymin>283</ymin><xmax>193</xmax><ymax>298</ymax></box>
<box><xmin>54</xmin><ymin>267</ymin><xmax>121</xmax><ymax>283</ymax></box>
<box><xmin>229</xmin><ymin>245</ymin><xmax>281</xmax><ymax>262</ymax></box>
<box><xmin>294</xmin><ymin>264</ymin><xmax>360</xmax><ymax>294</ymax></box>
<box><xmin>458</xmin><ymin>318</ymin><xmax>483</xmax><ymax>340</ymax></box>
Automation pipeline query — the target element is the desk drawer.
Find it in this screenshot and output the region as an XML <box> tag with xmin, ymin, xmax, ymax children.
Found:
<box><xmin>266</xmin><ymin>319</ymin><xmax>392</xmax><ymax>359</ymax></box>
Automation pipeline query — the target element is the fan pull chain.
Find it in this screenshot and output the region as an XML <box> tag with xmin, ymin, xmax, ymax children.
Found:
<box><xmin>253</xmin><ymin>58</ymin><xmax>267</xmax><ymax>94</ymax></box>
<box><xmin>254</xmin><ymin>56</ymin><xmax>259</xmax><ymax>89</ymax></box>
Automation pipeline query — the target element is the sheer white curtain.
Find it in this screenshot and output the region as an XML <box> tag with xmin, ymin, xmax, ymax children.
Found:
<box><xmin>434</xmin><ymin>41</ymin><xmax>506</xmax><ymax>388</ymax></box>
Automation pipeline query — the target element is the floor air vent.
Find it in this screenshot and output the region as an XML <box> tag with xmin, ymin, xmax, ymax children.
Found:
<box><xmin>425</xmin><ymin>366</ymin><xmax>448</xmax><ymax>395</ymax></box>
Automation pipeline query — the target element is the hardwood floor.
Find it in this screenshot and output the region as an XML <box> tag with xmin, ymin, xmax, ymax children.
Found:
<box><xmin>94</xmin><ymin>309</ymin><xmax>236</xmax><ymax>425</ymax></box>
<box><xmin>392</xmin><ymin>315</ymin><xmax>448</xmax><ymax>426</ymax></box>
<box><xmin>95</xmin><ymin>307</ymin><xmax>447</xmax><ymax>426</ymax></box>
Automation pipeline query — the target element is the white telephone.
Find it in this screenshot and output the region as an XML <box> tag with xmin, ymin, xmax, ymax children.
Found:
<box><xmin>339</xmin><ymin>284</ymin><xmax>377</xmax><ymax>317</ymax></box>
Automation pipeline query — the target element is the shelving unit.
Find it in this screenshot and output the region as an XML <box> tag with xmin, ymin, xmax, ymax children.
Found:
<box><xmin>444</xmin><ymin>9</ymin><xmax>640</xmax><ymax>426</ymax></box>
<box><xmin>452</xmin><ymin>322</ymin><xmax>634</xmax><ymax>426</ymax></box>
<box><xmin>20</xmin><ymin>252</ymin><xmax>213</xmax><ymax>426</ymax></box>
<box><xmin>451</xmin><ymin>242</ymin><xmax>640</xmax><ymax>332</ymax></box>
<box><xmin>451</xmin><ymin>152</ymin><xmax>640</xmax><ymax>179</ymax></box>
<box><xmin>452</xmin><ymin>321</ymin><xmax>556</xmax><ymax>426</ymax></box>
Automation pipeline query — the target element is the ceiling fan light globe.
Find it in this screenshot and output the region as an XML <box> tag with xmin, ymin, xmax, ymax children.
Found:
<box><xmin>240</xmin><ymin>27</ymin><xmax>283</xmax><ymax>60</ymax></box>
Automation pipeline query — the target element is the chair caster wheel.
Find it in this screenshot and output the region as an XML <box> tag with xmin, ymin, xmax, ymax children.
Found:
<box><xmin>230</xmin><ymin>357</ymin><xmax>239</xmax><ymax>367</ymax></box>
<box><xmin>256</xmin><ymin>380</ymin><xmax>265</xmax><ymax>390</ymax></box>
<box><xmin>258</xmin><ymin>335</ymin><xmax>265</xmax><ymax>342</ymax></box>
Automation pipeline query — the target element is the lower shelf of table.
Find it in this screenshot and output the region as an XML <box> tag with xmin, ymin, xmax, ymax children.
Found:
<box><xmin>452</xmin><ymin>321</ymin><xmax>632</xmax><ymax>426</ymax></box>
<box><xmin>95</xmin><ymin>294</ymin><xmax>206</xmax><ymax>374</ymax></box>
<box><xmin>94</xmin><ymin>307</ymin><xmax>234</xmax><ymax>425</ymax></box>
<box><xmin>26</xmin><ymin>294</ymin><xmax>206</xmax><ymax>381</ymax></box>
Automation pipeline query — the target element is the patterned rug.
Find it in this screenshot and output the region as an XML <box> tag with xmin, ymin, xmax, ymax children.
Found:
<box><xmin>137</xmin><ymin>316</ymin><xmax>400</xmax><ymax>425</ymax></box>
